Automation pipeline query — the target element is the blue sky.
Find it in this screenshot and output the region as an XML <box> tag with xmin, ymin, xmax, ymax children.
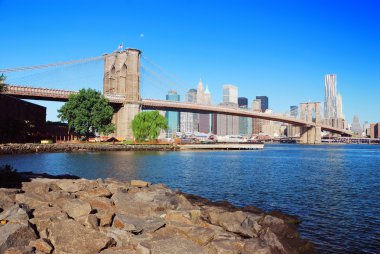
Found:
<box><xmin>1</xmin><ymin>0</ymin><xmax>379</xmax><ymax>123</ymax></box>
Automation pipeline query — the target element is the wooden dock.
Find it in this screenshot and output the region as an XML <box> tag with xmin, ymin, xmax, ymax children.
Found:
<box><xmin>179</xmin><ymin>143</ymin><xmax>264</xmax><ymax>150</ymax></box>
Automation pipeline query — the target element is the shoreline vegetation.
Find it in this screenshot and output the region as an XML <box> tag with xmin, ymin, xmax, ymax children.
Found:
<box><xmin>0</xmin><ymin>170</ymin><xmax>316</xmax><ymax>253</ymax></box>
<box><xmin>0</xmin><ymin>143</ymin><xmax>179</xmax><ymax>155</ymax></box>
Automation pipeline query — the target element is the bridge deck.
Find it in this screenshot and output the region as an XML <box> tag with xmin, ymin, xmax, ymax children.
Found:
<box><xmin>2</xmin><ymin>85</ymin><xmax>351</xmax><ymax>136</ymax></box>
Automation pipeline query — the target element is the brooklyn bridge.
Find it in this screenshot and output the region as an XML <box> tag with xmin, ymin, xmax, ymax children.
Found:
<box><xmin>1</xmin><ymin>48</ymin><xmax>352</xmax><ymax>144</ymax></box>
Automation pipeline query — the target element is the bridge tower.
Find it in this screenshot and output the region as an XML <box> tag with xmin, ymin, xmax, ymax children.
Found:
<box><xmin>103</xmin><ymin>48</ymin><xmax>141</xmax><ymax>139</ymax></box>
<box><xmin>299</xmin><ymin>102</ymin><xmax>322</xmax><ymax>144</ymax></box>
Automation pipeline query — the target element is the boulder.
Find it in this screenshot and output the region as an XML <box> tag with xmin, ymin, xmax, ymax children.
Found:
<box><xmin>113</xmin><ymin>213</ymin><xmax>165</xmax><ymax>234</ymax></box>
<box><xmin>77</xmin><ymin>214</ymin><xmax>99</xmax><ymax>229</ymax></box>
<box><xmin>242</xmin><ymin>239</ymin><xmax>273</xmax><ymax>254</ymax></box>
<box><xmin>97</xmin><ymin>209</ymin><xmax>115</xmax><ymax>227</ymax></box>
<box><xmin>86</xmin><ymin>196</ymin><xmax>114</xmax><ymax>211</ymax></box>
<box><xmin>29</xmin><ymin>238</ymin><xmax>54</xmax><ymax>254</ymax></box>
<box><xmin>207</xmin><ymin>209</ymin><xmax>261</xmax><ymax>238</ymax></box>
<box><xmin>77</xmin><ymin>187</ymin><xmax>112</xmax><ymax>199</ymax></box>
<box><xmin>56</xmin><ymin>198</ymin><xmax>92</xmax><ymax>219</ymax></box>
<box><xmin>207</xmin><ymin>239</ymin><xmax>244</xmax><ymax>254</ymax></box>
<box><xmin>130</xmin><ymin>180</ymin><xmax>150</xmax><ymax>188</ymax></box>
<box><xmin>55</xmin><ymin>179</ymin><xmax>98</xmax><ymax>193</ymax></box>
<box><xmin>259</xmin><ymin>228</ymin><xmax>286</xmax><ymax>254</ymax></box>
<box><xmin>100</xmin><ymin>227</ymin><xmax>133</xmax><ymax>247</ymax></box>
<box><xmin>0</xmin><ymin>223</ymin><xmax>38</xmax><ymax>253</ymax></box>
<box><xmin>47</xmin><ymin>219</ymin><xmax>116</xmax><ymax>254</ymax></box>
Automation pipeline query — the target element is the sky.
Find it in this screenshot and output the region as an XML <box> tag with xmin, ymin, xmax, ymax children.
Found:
<box><xmin>0</xmin><ymin>0</ymin><xmax>379</xmax><ymax>123</ymax></box>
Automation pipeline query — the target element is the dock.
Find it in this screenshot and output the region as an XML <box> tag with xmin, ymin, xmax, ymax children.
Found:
<box><xmin>179</xmin><ymin>143</ymin><xmax>264</xmax><ymax>150</ymax></box>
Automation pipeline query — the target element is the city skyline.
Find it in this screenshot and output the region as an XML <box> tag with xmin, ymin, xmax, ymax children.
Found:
<box><xmin>0</xmin><ymin>0</ymin><xmax>379</xmax><ymax>123</ymax></box>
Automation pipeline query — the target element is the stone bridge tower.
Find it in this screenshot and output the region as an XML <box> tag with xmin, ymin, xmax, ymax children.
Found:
<box><xmin>299</xmin><ymin>102</ymin><xmax>321</xmax><ymax>144</ymax></box>
<box><xmin>103</xmin><ymin>48</ymin><xmax>141</xmax><ymax>139</ymax></box>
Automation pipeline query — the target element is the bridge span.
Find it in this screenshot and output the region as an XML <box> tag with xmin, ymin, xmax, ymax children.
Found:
<box><xmin>2</xmin><ymin>85</ymin><xmax>351</xmax><ymax>137</ymax></box>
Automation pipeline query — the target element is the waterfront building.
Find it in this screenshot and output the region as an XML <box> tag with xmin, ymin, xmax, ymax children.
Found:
<box><xmin>180</xmin><ymin>89</ymin><xmax>197</xmax><ymax>133</ymax></box>
<box><xmin>238</xmin><ymin>97</ymin><xmax>251</xmax><ymax>137</ymax></box>
<box><xmin>256</xmin><ymin>96</ymin><xmax>268</xmax><ymax>112</ymax></box>
<box><xmin>351</xmin><ymin>115</ymin><xmax>362</xmax><ymax>135</ymax></box>
<box><xmin>165</xmin><ymin>90</ymin><xmax>180</xmax><ymax>137</ymax></box>
<box><xmin>369</xmin><ymin>123</ymin><xmax>380</xmax><ymax>138</ymax></box>
<box><xmin>223</xmin><ymin>84</ymin><xmax>238</xmax><ymax>104</ymax></box>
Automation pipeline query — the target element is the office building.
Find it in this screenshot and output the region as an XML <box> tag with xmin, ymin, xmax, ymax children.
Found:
<box><xmin>288</xmin><ymin>105</ymin><xmax>300</xmax><ymax>137</ymax></box>
<box><xmin>223</xmin><ymin>84</ymin><xmax>238</xmax><ymax>104</ymax></box>
<box><xmin>165</xmin><ymin>90</ymin><xmax>180</xmax><ymax>137</ymax></box>
<box><xmin>197</xmin><ymin>80</ymin><xmax>212</xmax><ymax>133</ymax></box>
<box><xmin>215</xmin><ymin>102</ymin><xmax>239</xmax><ymax>135</ymax></box>
<box><xmin>238</xmin><ymin>97</ymin><xmax>250</xmax><ymax>137</ymax></box>
<box><xmin>180</xmin><ymin>89</ymin><xmax>197</xmax><ymax>133</ymax></box>
<box><xmin>255</xmin><ymin>96</ymin><xmax>268</xmax><ymax>112</ymax></box>
<box><xmin>252</xmin><ymin>99</ymin><xmax>262</xmax><ymax>134</ymax></box>
<box><xmin>351</xmin><ymin>115</ymin><xmax>362</xmax><ymax>135</ymax></box>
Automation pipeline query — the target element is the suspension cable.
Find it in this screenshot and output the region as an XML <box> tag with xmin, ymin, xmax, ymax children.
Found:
<box><xmin>0</xmin><ymin>55</ymin><xmax>107</xmax><ymax>73</ymax></box>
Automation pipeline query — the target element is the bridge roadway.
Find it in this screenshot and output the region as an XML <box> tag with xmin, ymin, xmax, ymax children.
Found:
<box><xmin>2</xmin><ymin>85</ymin><xmax>351</xmax><ymax>136</ymax></box>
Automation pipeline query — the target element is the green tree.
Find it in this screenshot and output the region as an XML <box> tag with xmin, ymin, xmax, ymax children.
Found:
<box><xmin>0</xmin><ymin>73</ymin><xmax>7</xmax><ymax>92</ymax></box>
<box><xmin>132</xmin><ymin>110</ymin><xmax>167</xmax><ymax>142</ymax></box>
<box><xmin>58</xmin><ymin>88</ymin><xmax>115</xmax><ymax>139</ymax></box>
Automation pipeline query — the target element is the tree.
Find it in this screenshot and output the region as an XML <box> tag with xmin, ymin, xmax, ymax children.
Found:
<box><xmin>58</xmin><ymin>88</ymin><xmax>115</xmax><ymax>139</ymax></box>
<box><xmin>132</xmin><ymin>111</ymin><xmax>167</xmax><ymax>142</ymax></box>
<box><xmin>0</xmin><ymin>73</ymin><xmax>7</xmax><ymax>92</ymax></box>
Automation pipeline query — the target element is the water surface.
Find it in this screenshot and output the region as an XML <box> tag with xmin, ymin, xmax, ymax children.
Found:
<box><xmin>1</xmin><ymin>144</ymin><xmax>379</xmax><ymax>253</ymax></box>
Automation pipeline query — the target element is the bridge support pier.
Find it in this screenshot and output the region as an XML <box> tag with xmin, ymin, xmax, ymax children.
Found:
<box><xmin>299</xmin><ymin>102</ymin><xmax>321</xmax><ymax>144</ymax></box>
<box><xmin>300</xmin><ymin>126</ymin><xmax>321</xmax><ymax>144</ymax></box>
<box><xmin>113</xmin><ymin>103</ymin><xmax>140</xmax><ymax>140</ymax></box>
<box><xmin>104</xmin><ymin>48</ymin><xmax>141</xmax><ymax>140</ymax></box>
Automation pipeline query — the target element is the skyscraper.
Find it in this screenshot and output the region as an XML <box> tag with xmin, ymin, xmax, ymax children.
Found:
<box><xmin>252</xmin><ymin>99</ymin><xmax>262</xmax><ymax>134</ymax></box>
<box><xmin>238</xmin><ymin>97</ymin><xmax>250</xmax><ymax>137</ymax></box>
<box><xmin>323</xmin><ymin>74</ymin><xmax>345</xmax><ymax>129</ymax></box>
<box><xmin>324</xmin><ymin>74</ymin><xmax>337</xmax><ymax>119</ymax></box>
<box><xmin>255</xmin><ymin>96</ymin><xmax>268</xmax><ymax>112</ymax></box>
<box><xmin>351</xmin><ymin>115</ymin><xmax>362</xmax><ymax>135</ymax></box>
<box><xmin>180</xmin><ymin>89</ymin><xmax>197</xmax><ymax>133</ymax></box>
<box><xmin>215</xmin><ymin>85</ymin><xmax>239</xmax><ymax>135</ymax></box>
<box><xmin>288</xmin><ymin>105</ymin><xmax>300</xmax><ymax>137</ymax></box>
<box><xmin>196</xmin><ymin>79</ymin><xmax>212</xmax><ymax>133</ymax></box>
<box><xmin>223</xmin><ymin>85</ymin><xmax>238</xmax><ymax>104</ymax></box>
<box><xmin>165</xmin><ymin>90</ymin><xmax>180</xmax><ymax>137</ymax></box>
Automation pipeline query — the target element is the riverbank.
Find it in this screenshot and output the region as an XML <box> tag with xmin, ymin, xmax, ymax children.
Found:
<box><xmin>0</xmin><ymin>173</ymin><xmax>315</xmax><ymax>254</ymax></box>
<box><xmin>0</xmin><ymin>143</ymin><xmax>179</xmax><ymax>155</ymax></box>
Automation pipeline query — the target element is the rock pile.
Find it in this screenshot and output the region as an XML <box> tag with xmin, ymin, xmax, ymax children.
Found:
<box><xmin>0</xmin><ymin>177</ymin><xmax>315</xmax><ymax>254</ymax></box>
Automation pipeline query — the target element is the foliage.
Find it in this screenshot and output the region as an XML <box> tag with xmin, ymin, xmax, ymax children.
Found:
<box><xmin>58</xmin><ymin>88</ymin><xmax>115</xmax><ymax>139</ymax></box>
<box><xmin>0</xmin><ymin>165</ymin><xmax>22</xmax><ymax>188</ymax></box>
<box><xmin>0</xmin><ymin>73</ymin><xmax>7</xmax><ymax>92</ymax></box>
<box><xmin>132</xmin><ymin>111</ymin><xmax>167</xmax><ymax>142</ymax></box>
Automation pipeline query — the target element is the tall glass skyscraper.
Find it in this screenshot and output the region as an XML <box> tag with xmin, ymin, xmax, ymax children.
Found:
<box><xmin>165</xmin><ymin>90</ymin><xmax>180</xmax><ymax>137</ymax></box>
<box><xmin>324</xmin><ymin>74</ymin><xmax>337</xmax><ymax>119</ymax></box>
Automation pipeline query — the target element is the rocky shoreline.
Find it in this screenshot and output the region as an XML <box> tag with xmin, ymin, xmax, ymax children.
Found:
<box><xmin>0</xmin><ymin>143</ymin><xmax>179</xmax><ymax>155</ymax></box>
<box><xmin>0</xmin><ymin>174</ymin><xmax>315</xmax><ymax>254</ymax></box>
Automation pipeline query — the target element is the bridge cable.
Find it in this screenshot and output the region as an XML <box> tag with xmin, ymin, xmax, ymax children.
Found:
<box><xmin>0</xmin><ymin>55</ymin><xmax>108</xmax><ymax>73</ymax></box>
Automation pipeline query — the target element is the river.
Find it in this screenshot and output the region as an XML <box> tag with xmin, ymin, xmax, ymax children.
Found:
<box><xmin>1</xmin><ymin>144</ymin><xmax>379</xmax><ymax>253</ymax></box>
